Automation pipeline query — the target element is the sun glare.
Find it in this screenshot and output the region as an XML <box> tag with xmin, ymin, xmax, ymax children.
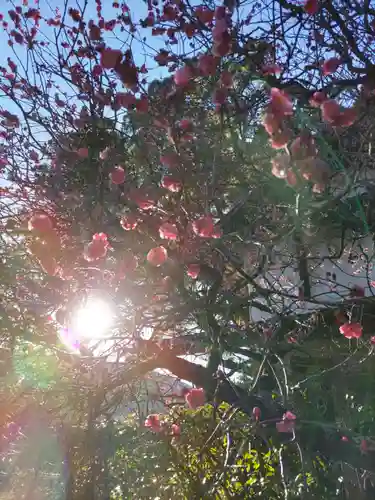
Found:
<box><xmin>71</xmin><ymin>297</ymin><xmax>115</xmax><ymax>340</ymax></box>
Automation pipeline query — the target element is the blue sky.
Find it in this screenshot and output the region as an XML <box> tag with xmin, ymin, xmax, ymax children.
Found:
<box><xmin>0</xmin><ymin>0</ymin><xmax>174</xmax><ymax>168</ymax></box>
<box><xmin>1</xmin><ymin>0</ymin><xmax>169</xmax><ymax>91</ymax></box>
<box><xmin>0</xmin><ymin>0</ymin><xmax>255</xmax><ymax>94</ymax></box>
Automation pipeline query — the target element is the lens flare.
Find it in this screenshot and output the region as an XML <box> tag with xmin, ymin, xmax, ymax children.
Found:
<box><xmin>70</xmin><ymin>297</ymin><xmax>115</xmax><ymax>340</ymax></box>
<box><xmin>58</xmin><ymin>327</ymin><xmax>80</xmax><ymax>353</ymax></box>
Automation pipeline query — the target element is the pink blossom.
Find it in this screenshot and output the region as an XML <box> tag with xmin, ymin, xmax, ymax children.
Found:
<box><xmin>350</xmin><ymin>285</ymin><xmax>365</xmax><ymax>298</ymax></box>
<box><xmin>370</xmin><ymin>336</ymin><xmax>375</xmax><ymax>345</ymax></box>
<box><xmin>198</xmin><ymin>54</ymin><xmax>218</xmax><ymax>76</ymax></box>
<box><xmin>304</xmin><ymin>0</ymin><xmax>319</xmax><ymax>15</ymax></box>
<box><xmin>84</xmin><ymin>239</ymin><xmax>108</xmax><ymax>261</ymax></box>
<box><xmin>178</xmin><ymin>119</ymin><xmax>193</xmax><ymax>131</ymax></box>
<box><xmin>263</xmin><ymin>111</ymin><xmax>281</xmax><ymax>135</ymax></box>
<box><xmin>284</xmin><ymin>411</ymin><xmax>296</xmax><ymax>420</ymax></box>
<box><xmin>161</xmin><ymin>175</ymin><xmax>182</xmax><ymax>193</ymax></box>
<box><xmin>261</xmin><ymin>64</ymin><xmax>282</xmax><ymax>75</ymax></box>
<box><xmin>77</xmin><ymin>147</ymin><xmax>89</xmax><ymax>158</ymax></box>
<box><xmin>147</xmin><ymin>246</ymin><xmax>168</xmax><ymax>266</ymax></box>
<box><xmin>192</xmin><ymin>216</ymin><xmax>219</xmax><ymax>238</ymax></box>
<box><xmin>174</xmin><ymin>65</ymin><xmax>193</xmax><ymax>86</ymax></box>
<box><xmin>136</xmin><ymin>96</ymin><xmax>149</xmax><ymax>113</ymax></box>
<box><xmin>312</xmin><ymin>182</ymin><xmax>325</xmax><ymax>193</ymax></box>
<box><xmin>321</xmin><ymin>99</ymin><xmax>341</xmax><ymax>124</ymax></box>
<box><xmin>30</xmin><ymin>150</ymin><xmax>39</xmax><ymax>162</ymax></box>
<box><xmin>89</xmin><ymin>25</ymin><xmax>101</xmax><ymax>41</ymax></box>
<box><xmin>290</xmin><ymin>133</ymin><xmax>317</xmax><ymax>160</ymax></box>
<box><xmin>2</xmin><ymin>111</ymin><xmax>19</xmax><ymax>128</ymax></box>
<box><xmin>321</xmin><ymin>99</ymin><xmax>356</xmax><ymax>127</ymax></box>
<box><xmin>276</xmin><ymin>420</ymin><xmax>295</xmax><ymax>433</ymax></box>
<box><xmin>120</xmin><ymin>214</ymin><xmax>138</xmax><ymax>231</ymax></box>
<box><xmin>28</xmin><ymin>213</ymin><xmax>53</xmax><ymax>232</ymax></box>
<box><xmin>271</xmin><ymin>130</ymin><xmax>291</xmax><ymax>149</ymax></box>
<box><xmin>100</xmin><ymin>48</ymin><xmax>122</xmax><ymax>69</ymax></box>
<box><xmin>154</xmin><ymin>50</ymin><xmax>169</xmax><ymax>66</ymax></box>
<box><xmin>99</xmin><ymin>147</ymin><xmax>110</xmax><ymax>160</ymax></box>
<box><xmin>115</xmin><ymin>92</ymin><xmax>136</xmax><ymax>108</ymax></box>
<box><xmin>130</xmin><ymin>190</ymin><xmax>156</xmax><ymax>210</ymax></box>
<box><xmin>215</xmin><ymin>6</ymin><xmax>226</xmax><ymax>20</ymax></box>
<box><xmin>160</xmin><ymin>153</ymin><xmax>179</xmax><ymax>169</ymax></box>
<box><xmin>171</xmin><ymin>424</ymin><xmax>181</xmax><ymax>436</ymax></box>
<box><xmin>194</xmin><ymin>6</ymin><xmax>214</xmax><ymax>24</ymax></box>
<box><xmin>298</xmin><ymin>157</ymin><xmax>330</xmax><ymax>183</ymax></box>
<box><xmin>212</xmin><ymin>18</ymin><xmax>228</xmax><ymax>41</ymax></box>
<box><xmin>220</xmin><ymin>70</ymin><xmax>233</xmax><ymax>88</ymax></box>
<box><xmin>145</xmin><ymin>414</ymin><xmax>162</xmax><ymax>432</ymax></box>
<box><xmin>322</xmin><ymin>57</ymin><xmax>341</xmax><ymax>76</ymax></box>
<box><xmin>145</xmin><ymin>12</ymin><xmax>155</xmax><ymax>27</ymax></box>
<box><xmin>137</xmin><ymin>197</ymin><xmax>155</xmax><ymax>210</ymax></box>
<box><xmin>212</xmin><ymin>87</ymin><xmax>228</xmax><ymax>106</ymax></box>
<box><xmin>185</xmin><ymin>388</ymin><xmax>205</xmax><ymax>409</ymax></box>
<box><xmin>93</xmin><ymin>232</ymin><xmax>108</xmax><ymax>242</ymax></box>
<box><xmin>159</xmin><ymin>222</ymin><xmax>179</xmax><ymax>240</ymax></box>
<box><xmin>309</xmin><ymin>91</ymin><xmax>326</xmax><ymax>107</ymax></box>
<box><xmin>187</xmin><ymin>264</ymin><xmax>200</xmax><ymax>279</ymax></box>
<box><xmin>87</xmin><ymin>233</ymin><xmax>109</xmax><ymax>260</ymax></box>
<box><xmin>117</xmin><ymin>254</ymin><xmax>138</xmax><ymax>278</ymax></box>
<box><xmin>339</xmin><ymin>322</ymin><xmax>363</xmax><ymax>339</ymax></box>
<box><xmin>336</xmin><ymin>107</ymin><xmax>357</xmax><ymax>127</ymax></box>
<box><xmin>213</xmin><ymin>39</ymin><xmax>231</xmax><ymax>57</ymax></box>
<box><xmin>276</xmin><ymin>411</ymin><xmax>296</xmax><ymax>433</ymax></box>
<box><xmin>252</xmin><ymin>407</ymin><xmax>261</xmax><ymax>421</ymax></box>
<box><xmin>163</xmin><ymin>4</ymin><xmax>178</xmax><ymax>21</ymax></box>
<box><xmin>270</xmin><ymin>88</ymin><xmax>293</xmax><ymax>117</ymax></box>
<box><xmin>263</xmin><ymin>328</ymin><xmax>273</xmax><ymax>339</ymax></box>
<box><xmin>181</xmin><ymin>130</ymin><xmax>194</xmax><ymax>142</ymax></box>
<box><xmin>110</xmin><ymin>166</ymin><xmax>125</xmax><ymax>185</ymax></box>
<box><xmin>212</xmin><ymin>227</ymin><xmax>222</xmax><ymax>238</ymax></box>
<box><xmin>360</xmin><ymin>439</ymin><xmax>368</xmax><ymax>453</ymax></box>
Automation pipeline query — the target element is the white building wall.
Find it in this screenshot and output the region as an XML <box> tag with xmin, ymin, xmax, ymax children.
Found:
<box><xmin>249</xmin><ymin>233</ymin><xmax>375</xmax><ymax>323</ymax></box>
<box><xmin>93</xmin><ymin>363</ymin><xmax>190</xmax><ymax>419</ymax></box>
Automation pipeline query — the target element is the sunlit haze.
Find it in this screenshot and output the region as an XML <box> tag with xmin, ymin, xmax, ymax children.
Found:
<box><xmin>70</xmin><ymin>298</ymin><xmax>115</xmax><ymax>340</ymax></box>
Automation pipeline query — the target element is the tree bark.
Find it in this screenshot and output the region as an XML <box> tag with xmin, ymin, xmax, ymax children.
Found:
<box><xmin>156</xmin><ymin>349</ymin><xmax>283</xmax><ymax>419</ymax></box>
<box><xmin>111</xmin><ymin>344</ymin><xmax>375</xmax><ymax>473</ymax></box>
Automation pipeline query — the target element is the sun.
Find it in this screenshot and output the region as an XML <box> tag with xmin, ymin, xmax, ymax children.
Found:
<box><xmin>70</xmin><ymin>297</ymin><xmax>115</xmax><ymax>340</ymax></box>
